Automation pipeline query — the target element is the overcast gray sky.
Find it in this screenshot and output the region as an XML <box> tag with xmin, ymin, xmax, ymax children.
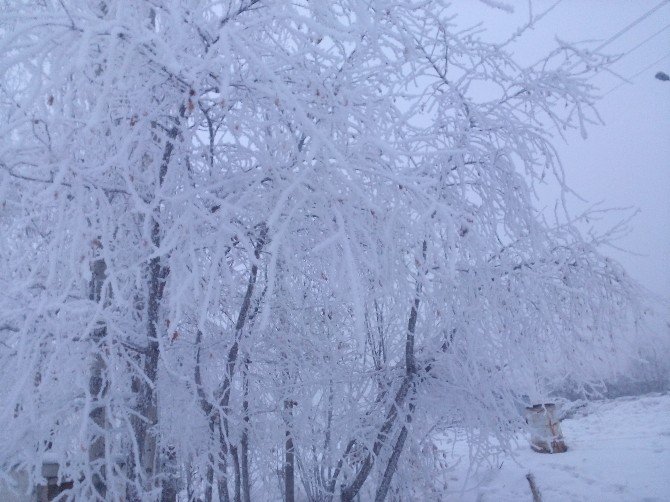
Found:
<box><xmin>450</xmin><ymin>0</ymin><xmax>670</xmax><ymax>304</ymax></box>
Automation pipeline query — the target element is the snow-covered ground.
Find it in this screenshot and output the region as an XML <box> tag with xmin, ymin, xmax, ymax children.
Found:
<box><xmin>444</xmin><ymin>393</ymin><xmax>670</xmax><ymax>501</ymax></box>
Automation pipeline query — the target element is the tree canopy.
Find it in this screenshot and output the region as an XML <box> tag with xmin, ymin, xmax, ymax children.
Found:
<box><xmin>0</xmin><ymin>1</ymin><xmax>643</xmax><ymax>500</ymax></box>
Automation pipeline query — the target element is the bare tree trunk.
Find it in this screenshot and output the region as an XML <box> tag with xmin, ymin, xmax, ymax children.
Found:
<box><xmin>338</xmin><ymin>241</ymin><xmax>426</xmax><ymax>502</ymax></box>
<box><xmin>284</xmin><ymin>399</ymin><xmax>295</xmax><ymax>502</ymax></box>
<box><xmin>374</xmin><ymin>424</ymin><xmax>408</xmax><ymax>502</ymax></box>
<box><xmin>217</xmin><ymin>225</ymin><xmax>267</xmax><ymax>502</ymax></box>
<box><xmin>319</xmin><ymin>381</ymin><xmax>334</xmax><ymax>492</ymax></box>
<box><xmin>194</xmin><ymin>226</ymin><xmax>266</xmax><ymax>502</ymax></box>
<box><xmin>136</xmin><ymin>124</ymin><xmax>179</xmax><ymax>495</ymax></box>
<box><xmin>186</xmin><ymin>461</ymin><xmax>195</xmax><ymax>502</ymax></box>
<box><xmin>217</xmin><ymin>454</ymin><xmax>231</xmax><ymax>502</ymax></box>
<box><xmin>139</xmin><ymin>249</ymin><xmax>161</xmax><ymax>486</ymax></box>
<box><xmin>160</xmin><ymin>446</ymin><xmax>179</xmax><ymax>502</ymax></box>
<box><xmin>195</xmin><ymin>331</ymin><xmax>230</xmax><ymax>502</ymax></box>
<box><xmin>338</xmin><ymin>377</ymin><xmax>412</xmax><ymax>501</ymax></box>
<box><xmin>204</xmin><ymin>456</ymin><xmax>214</xmax><ymax>502</ymax></box>
<box><xmin>89</xmin><ymin>257</ymin><xmax>107</xmax><ymax>499</ymax></box>
<box><xmin>241</xmin><ymin>359</ymin><xmax>251</xmax><ymax>502</ymax></box>
<box><xmin>284</xmin><ymin>432</ymin><xmax>295</xmax><ymax>502</ymax></box>
<box><xmin>230</xmin><ymin>445</ymin><xmax>241</xmax><ymax>502</ymax></box>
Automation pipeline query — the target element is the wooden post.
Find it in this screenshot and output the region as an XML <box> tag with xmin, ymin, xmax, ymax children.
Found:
<box><xmin>526</xmin><ymin>472</ymin><xmax>543</xmax><ymax>502</ymax></box>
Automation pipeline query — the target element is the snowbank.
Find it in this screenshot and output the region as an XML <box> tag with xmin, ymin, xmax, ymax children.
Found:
<box><xmin>445</xmin><ymin>393</ymin><xmax>670</xmax><ymax>501</ymax></box>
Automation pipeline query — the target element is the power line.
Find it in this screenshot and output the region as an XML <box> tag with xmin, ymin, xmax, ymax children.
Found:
<box><xmin>566</xmin><ymin>0</ymin><xmax>670</xmax><ymax>73</ymax></box>
<box><xmin>618</xmin><ymin>22</ymin><xmax>670</xmax><ymax>60</ymax></box>
<box><xmin>566</xmin><ymin>2</ymin><xmax>670</xmax><ymax>98</ymax></box>
<box><xmin>593</xmin><ymin>0</ymin><xmax>670</xmax><ymax>53</ymax></box>
<box><xmin>586</xmin><ymin>22</ymin><xmax>670</xmax><ymax>85</ymax></box>
<box><xmin>603</xmin><ymin>51</ymin><xmax>670</xmax><ymax>97</ymax></box>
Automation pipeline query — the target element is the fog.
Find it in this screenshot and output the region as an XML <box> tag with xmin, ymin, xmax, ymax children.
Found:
<box><xmin>453</xmin><ymin>0</ymin><xmax>670</xmax><ymax>302</ymax></box>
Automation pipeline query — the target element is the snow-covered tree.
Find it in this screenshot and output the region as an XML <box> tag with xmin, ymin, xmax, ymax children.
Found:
<box><xmin>0</xmin><ymin>1</ymin><xmax>643</xmax><ymax>500</ymax></box>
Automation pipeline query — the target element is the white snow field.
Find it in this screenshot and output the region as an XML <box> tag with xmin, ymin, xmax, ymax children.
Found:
<box><xmin>444</xmin><ymin>393</ymin><xmax>670</xmax><ymax>502</ymax></box>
